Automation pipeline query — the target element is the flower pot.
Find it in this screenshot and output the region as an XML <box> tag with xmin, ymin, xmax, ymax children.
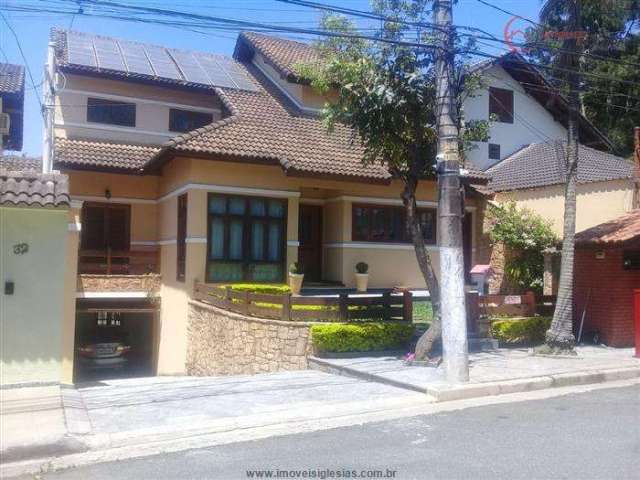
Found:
<box><xmin>355</xmin><ymin>273</ymin><xmax>369</xmax><ymax>292</ymax></box>
<box><xmin>289</xmin><ymin>273</ymin><xmax>304</xmax><ymax>295</ymax></box>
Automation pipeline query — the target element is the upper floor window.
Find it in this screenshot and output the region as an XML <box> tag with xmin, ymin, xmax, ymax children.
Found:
<box><xmin>87</xmin><ymin>97</ymin><xmax>136</xmax><ymax>127</ymax></box>
<box><xmin>352</xmin><ymin>204</ymin><xmax>436</xmax><ymax>244</ymax></box>
<box><xmin>169</xmin><ymin>108</ymin><xmax>213</xmax><ymax>133</ymax></box>
<box><xmin>489</xmin><ymin>87</ymin><xmax>514</xmax><ymax>124</ymax></box>
<box><xmin>488</xmin><ymin>143</ymin><xmax>501</xmax><ymax>160</ymax></box>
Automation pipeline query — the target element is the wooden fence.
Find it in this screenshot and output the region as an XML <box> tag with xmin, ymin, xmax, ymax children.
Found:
<box><xmin>193</xmin><ymin>282</ymin><xmax>413</xmax><ymax>322</ymax></box>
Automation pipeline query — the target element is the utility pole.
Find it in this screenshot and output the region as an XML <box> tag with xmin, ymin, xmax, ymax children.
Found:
<box><xmin>544</xmin><ymin>0</ymin><xmax>581</xmax><ymax>350</ymax></box>
<box><xmin>433</xmin><ymin>0</ymin><xmax>469</xmax><ymax>382</ymax></box>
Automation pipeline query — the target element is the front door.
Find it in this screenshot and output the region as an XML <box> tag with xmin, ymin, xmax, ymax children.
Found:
<box><xmin>298</xmin><ymin>204</ymin><xmax>323</xmax><ymax>282</ymax></box>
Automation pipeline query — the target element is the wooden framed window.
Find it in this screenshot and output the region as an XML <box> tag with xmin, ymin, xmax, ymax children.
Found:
<box><xmin>352</xmin><ymin>204</ymin><xmax>436</xmax><ymax>244</ymax></box>
<box><xmin>81</xmin><ymin>202</ymin><xmax>131</xmax><ymax>251</ymax></box>
<box><xmin>177</xmin><ymin>194</ymin><xmax>188</xmax><ymax>282</ymax></box>
<box><xmin>489</xmin><ymin>87</ymin><xmax>514</xmax><ymax>123</ymax></box>
<box><xmin>488</xmin><ymin>143</ymin><xmax>501</xmax><ymax>160</ymax></box>
<box><xmin>87</xmin><ymin>97</ymin><xmax>136</xmax><ymax>127</ymax></box>
<box><xmin>169</xmin><ymin>108</ymin><xmax>214</xmax><ymax>133</ymax></box>
<box><xmin>206</xmin><ymin>194</ymin><xmax>287</xmax><ymax>283</ymax></box>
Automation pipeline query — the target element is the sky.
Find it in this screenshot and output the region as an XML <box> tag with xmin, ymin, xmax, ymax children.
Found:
<box><xmin>0</xmin><ymin>0</ymin><xmax>542</xmax><ymax>157</ymax></box>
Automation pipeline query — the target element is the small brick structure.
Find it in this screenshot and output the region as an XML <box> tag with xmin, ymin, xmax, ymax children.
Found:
<box><xmin>574</xmin><ymin>210</ymin><xmax>640</xmax><ymax>347</ymax></box>
<box><xmin>186</xmin><ymin>300</ymin><xmax>314</xmax><ymax>376</ymax></box>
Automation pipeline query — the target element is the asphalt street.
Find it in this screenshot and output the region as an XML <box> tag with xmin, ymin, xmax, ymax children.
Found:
<box><xmin>29</xmin><ymin>384</ymin><xmax>640</xmax><ymax>480</ymax></box>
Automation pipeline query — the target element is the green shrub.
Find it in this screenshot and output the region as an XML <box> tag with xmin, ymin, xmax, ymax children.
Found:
<box><xmin>311</xmin><ymin>322</ymin><xmax>415</xmax><ymax>353</ymax></box>
<box><xmin>490</xmin><ymin>316</ymin><xmax>552</xmax><ymax>345</ymax></box>
<box><xmin>225</xmin><ymin>283</ymin><xmax>291</xmax><ymax>295</ymax></box>
<box><xmin>355</xmin><ymin>262</ymin><xmax>369</xmax><ymax>274</ymax></box>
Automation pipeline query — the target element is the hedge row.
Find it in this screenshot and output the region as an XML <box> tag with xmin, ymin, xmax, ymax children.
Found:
<box><xmin>225</xmin><ymin>283</ymin><xmax>291</xmax><ymax>295</ymax></box>
<box><xmin>311</xmin><ymin>322</ymin><xmax>415</xmax><ymax>353</ymax></box>
<box><xmin>490</xmin><ymin>316</ymin><xmax>552</xmax><ymax>344</ymax></box>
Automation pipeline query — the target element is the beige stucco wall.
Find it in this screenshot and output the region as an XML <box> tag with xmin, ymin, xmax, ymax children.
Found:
<box><xmin>55</xmin><ymin>73</ymin><xmax>222</xmax><ymax>145</ymax></box>
<box><xmin>0</xmin><ymin>207</ymin><xmax>68</xmax><ymax>385</ymax></box>
<box><xmin>64</xmin><ymin>157</ymin><xmax>483</xmax><ymax>375</ymax></box>
<box><xmin>495</xmin><ymin>179</ymin><xmax>635</xmax><ymax>235</ymax></box>
<box><xmin>253</xmin><ymin>53</ymin><xmax>336</xmax><ymax>111</ymax></box>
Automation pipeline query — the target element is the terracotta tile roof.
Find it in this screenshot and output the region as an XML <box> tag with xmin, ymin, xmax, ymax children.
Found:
<box><xmin>158</xmin><ymin>62</ymin><xmax>488</xmax><ymax>183</ymax></box>
<box><xmin>237</xmin><ymin>32</ymin><xmax>320</xmax><ymax>81</ymax></box>
<box><xmin>575</xmin><ymin>209</ymin><xmax>640</xmax><ymax>246</ymax></box>
<box><xmin>0</xmin><ymin>170</ymin><xmax>70</xmax><ymax>207</ymax></box>
<box><xmin>0</xmin><ymin>62</ymin><xmax>24</xmax><ymax>94</ymax></box>
<box><xmin>0</xmin><ymin>154</ymin><xmax>41</xmax><ymax>172</ymax></box>
<box><xmin>55</xmin><ymin>137</ymin><xmax>160</xmax><ymax>172</ymax></box>
<box><xmin>486</xmin><ymin>141</ymin><xmax>635</xmax><ymax>192</ymax></box>
<box><xmin>160</xmin><ymin>62</ymin><xmax>393</xmax><ymax>181</ymax></box>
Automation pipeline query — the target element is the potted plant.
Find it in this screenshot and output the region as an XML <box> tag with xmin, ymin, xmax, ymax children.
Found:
<box><xmin>355</xmin><ymin>262</ymin><xmax>369</xmax><ymax>292</ymax></box>
<box><xmin>288</xmin><ymin>262</ymin><xmax>304</xmax><ymax>295</ymax></box>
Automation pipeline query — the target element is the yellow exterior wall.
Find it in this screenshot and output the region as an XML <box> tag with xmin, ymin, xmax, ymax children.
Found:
<box><xmin>0</xmin><ymin>207</ymin><xmax>68</xmax><ymax>385</ymax></box>
<box><xmin>496</xmin><ymin>179</ymin><xmax>635</xmax><ymax>235</ymax></box>
<box><xmin>63</xmin><ymin>157</ymin><xmax>483</xmax><ymax>375</ymax></box>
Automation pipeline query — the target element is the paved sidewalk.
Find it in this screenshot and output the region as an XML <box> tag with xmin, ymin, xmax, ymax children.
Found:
<box><xmin>71</xmin><ymin>370</ymin><xmax>422</xmax><ymax>447</ymax></box>
<box><xmin>310</xmin><ymin>346</ymin><xmax>640</xmax><ymax>400</ymax></box>
<box><xmin>0</xmin><ymin>386</ymin><xmax>86</xmax><ymax>464</ymax></box>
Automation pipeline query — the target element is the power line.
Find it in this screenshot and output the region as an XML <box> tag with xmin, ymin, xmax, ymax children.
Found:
<box><xmin>0</xmin><ymin>11</ymin><xmax>45</xmax><ymax>117</ymax></box>
<box><xmin>276</xmin><ymin>0</ymin><xmax>640</xmax><ymax>73</ymax></box>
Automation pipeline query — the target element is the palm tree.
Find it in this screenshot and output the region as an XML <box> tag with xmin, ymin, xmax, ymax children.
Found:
<box><xmin>539</xmin><ymin>0</ymin><xmax>582</xmax><ymax>352</ymax></box>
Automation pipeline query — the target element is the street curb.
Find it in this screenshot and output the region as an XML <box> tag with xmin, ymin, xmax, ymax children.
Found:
<box><xmin>1</xmin><ymin>377</ymin><xmax>638</xmax><ymax>479</ymax></box>
<box><xmin>309</xmin><ymin>357</ymin><xmax>640</xmax><ymax>402</ymax></box>
<box><xmin>308</xmin><ymin>357</ymin><xmax>429</xmax><ymax>394</ymax></box>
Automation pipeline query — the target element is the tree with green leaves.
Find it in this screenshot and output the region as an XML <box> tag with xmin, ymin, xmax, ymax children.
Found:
<box><xmin>488</xmin><ymin>202</ymin><xmax>559</xmax><ymax>293</ymax></box>
<box><xmin>296</xmin><ymin>0</ymin><xmax>487</xmax><ymax>362</ymax></box>
<box><xmin>527</xmin><ymin>0</ymin><xmax>639</xmax><ymax>157</ymax></box>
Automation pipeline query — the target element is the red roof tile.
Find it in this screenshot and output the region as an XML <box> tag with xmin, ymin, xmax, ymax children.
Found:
<box><xmin>575</xmin><ymin>209</ymin><xmax>640</xmax><ymax>246</ymax></box>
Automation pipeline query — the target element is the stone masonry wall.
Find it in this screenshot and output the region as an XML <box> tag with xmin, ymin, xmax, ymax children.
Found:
<box><xmin>186</xmin><ymin>300</ymin><xmax>314</xmax><ymax>376</ymax></box>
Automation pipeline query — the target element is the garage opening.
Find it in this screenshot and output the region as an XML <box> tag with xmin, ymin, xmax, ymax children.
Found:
<box><xmin>74</xmin><ymin>299</ymin><xmax>159</xmax><ymax>383</ymax></box>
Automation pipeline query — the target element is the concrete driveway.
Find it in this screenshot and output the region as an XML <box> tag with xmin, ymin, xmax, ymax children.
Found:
<box><xmin>68</xmin><ymin>370</ymin><xmax>423</xmax><ymax>447</ymax></box>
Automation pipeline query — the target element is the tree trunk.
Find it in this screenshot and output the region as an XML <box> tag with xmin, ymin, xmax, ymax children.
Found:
<box><xmin>433</xmin><ymin>0</ymin><xmax>469</xmax><ymax>381</ymax></box>
<box><xmin>401</xmin><ymin>180</ymin><xmax>441</xmax><ymax>360</ymax></box>
<box><xmin>544</xmin><ymin>0</ymin><xmax>581</xmax><ymax>351</ymax></box>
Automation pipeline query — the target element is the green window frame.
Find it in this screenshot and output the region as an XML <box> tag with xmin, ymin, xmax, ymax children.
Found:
<box><xmin>206</xmin><ymin>193</ymin><xmax>287</xmax><ymax>283</ymax></box>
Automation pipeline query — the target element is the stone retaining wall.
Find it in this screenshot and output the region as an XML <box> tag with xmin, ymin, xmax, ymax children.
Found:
<box><xmin>186</xmin><ymin>300</ymin><xmax>314</xmax><ymax>376</ymax></box>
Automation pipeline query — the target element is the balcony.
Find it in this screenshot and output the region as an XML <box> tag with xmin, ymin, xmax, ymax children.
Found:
<box><xmin>77</xmin><ymin>248</ymin><xmax>161</xmax><ymax>296</ymax></box>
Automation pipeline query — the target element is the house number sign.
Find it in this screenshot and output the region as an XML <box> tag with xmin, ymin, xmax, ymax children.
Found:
<box><xmin>13</xmin><ymin>243</ymin><xmax>29</xmax><ymax>255</ymax></box>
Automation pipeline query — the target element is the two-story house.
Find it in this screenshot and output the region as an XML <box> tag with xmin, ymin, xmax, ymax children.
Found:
<box><xmin>43</xmin><ymin>29</ymin><xmax>631</xmax><ymax>382</ymax></box>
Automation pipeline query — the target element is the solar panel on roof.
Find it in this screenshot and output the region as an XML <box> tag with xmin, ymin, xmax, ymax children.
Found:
<box><xmin>93</xmin><ymin>36</ymin><xmax>126</xmax><ymax>71</ymax></box>
<box><xmin>217</xmin><ymin>57</ymin><xmax>258</xmax><ymax>91</ymax></box>
<box><xmin>192</xmin><ymin>52</ymin><xmax>236</xmax><ymax>89</ymax></box>
<box><xmin>63</xmin><ymin>30</ymin><xmax>258</xmax><ymax>91</ymax></box>
<box><xmin>143</xmin><ymin>44</ymin><xmax>183</xmax><ymax>80</ymax></box>
<box><xmin>118</xmin><ymin>40</ymin><xmax>154</xmax><ymax>76</ymax></box>
<box><xmin>168</xmin><ymin>49</ymin><xmax>211</xmax><ymax>86</ymax></box>
<box><xmin>66</xmin><ymin>31</ymin><xmax>96</xmax><ymax>67</ymax></box>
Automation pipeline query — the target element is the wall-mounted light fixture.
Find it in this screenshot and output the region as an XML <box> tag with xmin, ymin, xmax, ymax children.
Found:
<box><xmin>105</xmin><ymin>188</ymin><xmax>112</xmax><ymax>200</ymax></box>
